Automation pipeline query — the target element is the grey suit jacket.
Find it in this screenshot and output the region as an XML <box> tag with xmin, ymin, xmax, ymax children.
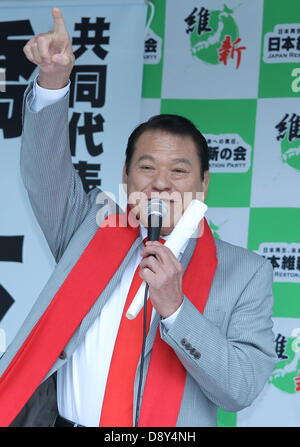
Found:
<box><xmin>1</xmin><ymin>82</ymin><xmax>277</xmax><ymax>427</ymax></box>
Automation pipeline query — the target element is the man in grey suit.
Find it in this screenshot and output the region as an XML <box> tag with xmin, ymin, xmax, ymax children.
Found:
<box><xmin>0</xmin><ymin>8</ymin><xmax>277</xmax><ymax>427</ymax></box>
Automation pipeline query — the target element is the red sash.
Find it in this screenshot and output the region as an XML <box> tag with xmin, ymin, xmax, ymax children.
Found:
<box><xmin>0</xmin><ymin>211</ymin><xmax>217</xmax><ymax>427</ymax></box>
<box><xmin>138</xmin><ymin>218</ymin><xmax>217</xmax><ymax>426</ymax></box>
<box><xmin>99</xmin><ymin>238</ymin><xmax>165</xmax><ymax>427</ymax></box>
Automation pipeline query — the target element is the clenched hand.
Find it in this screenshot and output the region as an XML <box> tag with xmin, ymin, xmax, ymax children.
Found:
<box><xmin>140</xmin><ymin>241</ymin><xmax>184</xmax><ymax>319</ymax></box>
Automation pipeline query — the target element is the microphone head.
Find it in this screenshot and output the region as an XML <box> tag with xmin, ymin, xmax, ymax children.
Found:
<box><xmin>146</xmin><ymin>199</ymin><xmax>168</xmax><ymax>219</ymax></box>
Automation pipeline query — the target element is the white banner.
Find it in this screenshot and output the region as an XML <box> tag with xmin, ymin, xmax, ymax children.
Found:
<box><xmin>0</xmin><ymin>1</ymin><xmax>147</xmax><ymax>347</ymax></box>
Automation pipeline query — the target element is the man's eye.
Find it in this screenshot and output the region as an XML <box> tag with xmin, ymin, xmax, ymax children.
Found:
<box><xmin>173</xmin><ymin>169</ymin><xmax>187</xmax><ymax>173</ymax></box>
<box><xmin>141</xmin><ymin>165</ymin><xmax>154</xmax><ymax>170</ymax></box>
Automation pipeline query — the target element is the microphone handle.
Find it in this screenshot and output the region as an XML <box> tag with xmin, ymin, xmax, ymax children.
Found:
<box><xmin>147</xmin><ymin>214</ymin><xmax>162</xmax><ymax>241</ymax></box>
<box><xmin>147</xmin><ymin>225</ymin><xmax>162</xmax><ymax>242</ymax></box>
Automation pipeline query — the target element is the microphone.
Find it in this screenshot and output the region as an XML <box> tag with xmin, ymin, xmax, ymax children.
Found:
<box><xmin>147</xmin><ymin>199</ymin><xmax>168</xmax><ymax>242</ymax></box>
<box><xmin>126</xmin><ymin>199</ymin><xmax>208</xmax><ymax>319</ymax></box>
<box><xmin>134</xmin><ymin>199</ymin><xmax>167</xmax><ymax>427</ymax></box>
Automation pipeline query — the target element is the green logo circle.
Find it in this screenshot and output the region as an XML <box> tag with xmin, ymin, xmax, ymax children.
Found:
<box><xmin>281</xmin><ymin>134</ymin><xmax>300</xmax><ymax>171</ymax></box>
<box><xmin>190</xmin><ymin>5</ymin><xmax>239</xmax><ymax>64</ymax></box>
<box><xmin>269</xmin><ymin>337</ymin><xmax>300</xmax><ymax>394</ymax></box>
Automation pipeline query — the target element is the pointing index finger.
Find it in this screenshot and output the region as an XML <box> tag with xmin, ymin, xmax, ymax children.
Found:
<box><xmin>52</xmin><ymin>7</ymin><xmax>67</xmax><ymax>34</ymax></box>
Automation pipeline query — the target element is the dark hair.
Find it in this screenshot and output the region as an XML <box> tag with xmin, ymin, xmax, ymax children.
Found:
<box><xmin>125</xmin><ymin>114</ymin><xmax>209</xmax><ymax>180</ymax></box>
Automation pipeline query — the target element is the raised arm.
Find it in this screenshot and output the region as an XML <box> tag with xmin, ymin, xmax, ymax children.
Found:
<box><xmin>21</xmin><ymin>8</ymin><xmax>96</xmax><ymax>262</ymax></box>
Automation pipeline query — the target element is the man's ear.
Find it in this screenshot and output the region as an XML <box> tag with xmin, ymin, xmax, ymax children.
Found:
<box><xmin>122</xmin><ymin>165</ymin><xmax>128</xmax><ymax>185</ymax></box>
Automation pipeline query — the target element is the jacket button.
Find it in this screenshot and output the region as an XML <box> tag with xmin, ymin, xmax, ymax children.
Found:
<box><xmin>190</xmin><ymin>348</ymin><xmax>196</xmax><ymax>355</ymax></box>
<box><xmin>181</xmin><ymin>338</ymin><xmax>187</xmax><ymax>346</ymax></box>
<box><xmin>185</xmin><ymin>342</ymin><xmax>192</xmax><ymax>350</ymax></box>
<box><xmin>193</xmin><ymin>351</ymin><xmax>201</xmax><ymax>359</ymax></box>
<box><xmin>59</xmin><ymin>351</ymin><xmax>67</xmax><ymax>360</ymax></box>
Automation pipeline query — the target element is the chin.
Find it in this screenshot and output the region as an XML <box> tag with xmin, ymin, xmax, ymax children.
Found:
<box><xmin>160</xmin><ymin>226</ymin><xmax>174</xmax><ymax>236</ymax></box>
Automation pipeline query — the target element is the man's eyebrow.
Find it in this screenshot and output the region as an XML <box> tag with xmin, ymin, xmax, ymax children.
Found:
<box><xmin>171</xmin><ymin>157</ymin><xmax>192</xmax><ymax>167</ymax></box>
<box><xmin>135</xmin><ymin>155</ymin><xmax>192</xmax><ymax>167</ymax></box>
<box><xmin>135</xmin><ymin>155</ymin><xmax>155</xmax><ymax>164</ymax></box>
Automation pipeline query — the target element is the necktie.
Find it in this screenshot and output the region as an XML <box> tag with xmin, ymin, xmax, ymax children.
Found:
<box><xmin>99</xmin><ymin>238</ymin><xmax>164</xmax><ymax>426</ymax></box>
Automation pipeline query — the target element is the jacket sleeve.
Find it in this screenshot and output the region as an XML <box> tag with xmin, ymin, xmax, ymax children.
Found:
<box><xmin>20</xmin><ymin>82</ymin><xmax>96</xmax><ymax>263</ymax></box>
<box><xmin>160</xmin><ymin>258</ymin><xmax>278</xmax><ymax>412</ymax></box>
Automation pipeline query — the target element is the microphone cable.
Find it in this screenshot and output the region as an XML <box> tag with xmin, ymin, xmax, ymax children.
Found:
<box><xmin>134</xmin><ymin>282</ymin><xmax>149</xmax><ymax>427</ymax></box>
<box><xmin>134</xmin><ymin>199</ymin><xmax>166</xmax><ymax>426</ymax></box>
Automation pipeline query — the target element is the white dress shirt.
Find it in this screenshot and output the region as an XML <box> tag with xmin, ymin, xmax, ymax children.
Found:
<box><xmin>30</xmin><ymin>80</ymin><xmax>184</xmax><ymax>426</ymax></box>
